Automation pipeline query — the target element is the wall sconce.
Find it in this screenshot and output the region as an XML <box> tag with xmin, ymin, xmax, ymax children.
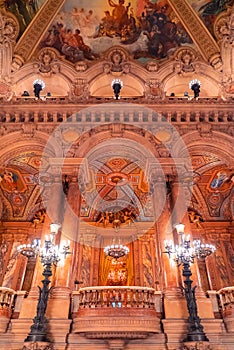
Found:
<box><xmin>33</xmin><ymin>79</ymin><xmax>45</xmax><ymax>99</ymax></box>
<box><xmin>111</xmin><ymin>79</ymin><xmax>123</xmax><ymax>100</ymax></box>
<box><xmin>189</xmin><ymin>79</ymin><xmax>201</xmax><ymax>98</ymax></box>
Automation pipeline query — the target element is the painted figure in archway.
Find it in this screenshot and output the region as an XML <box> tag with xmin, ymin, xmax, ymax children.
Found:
<box><xmin>210</xmin><ymin>171</ymin><xmax>228</xmax><ymax>189</ymax></box>
<box><xmin>0</xmin><ymin>170</ymin><xmax>18</xmax><ymax>191</ymax></box>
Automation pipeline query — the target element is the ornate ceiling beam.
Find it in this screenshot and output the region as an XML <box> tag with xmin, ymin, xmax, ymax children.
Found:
<box><xmin>167</xmin><ymin>0</ymin><xmax>222</xmax><ymax>69</ymax></box>
<box><xmin>12</xmin><ymin>0</ymin><xmax>66</xmax><ymax>67</ymax></box>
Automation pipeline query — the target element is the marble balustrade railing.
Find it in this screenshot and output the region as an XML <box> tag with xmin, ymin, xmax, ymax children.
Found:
<box><xmin>217</xmin><ymin>286</ymin><xmax>234</xmax><ymax>312</ymax></box>
<box><xmin>0</xmin><ymin>287</ymin><xmax>15</xmax><ymax>311</ymax></box>
<box><xmin>71</xmin><ymin>286</ymin><xmax>163</xmax><ymax>313</ymax></box>
<box><xmin>0</xmin><ymin>106</ymin><xmax>233</xmax><ymax>124</ymax></box>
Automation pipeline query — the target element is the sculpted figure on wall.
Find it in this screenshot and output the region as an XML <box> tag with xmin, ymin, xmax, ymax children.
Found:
<box><xmin>174</xmin><ymin>48</ymin><xmax>197</xmax><ymax>75</ymax></box>
<box><xmin>34</xmin><ymin>48</ymin><xmax>60</xmax><ymax>76</ymax></box>
<box><xmin>0</xmin><ymin>11</ymin><xmax>18</xmax><ymax>99</ymax></box>
<box><xmin>0</xmin><ymin>12</ymin><xmax>19</xmax><ymax>76</ymax></box>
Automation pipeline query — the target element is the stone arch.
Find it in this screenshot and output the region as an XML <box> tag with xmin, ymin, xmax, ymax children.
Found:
<box><xmin>180</xmin><ymin>131</ymin><xmax>233</xmax><ymax>164</ymax></box>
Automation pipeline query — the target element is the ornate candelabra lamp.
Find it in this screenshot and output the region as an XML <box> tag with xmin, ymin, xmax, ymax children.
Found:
<box><xmin>18</xmin><ymin>223</ymin><xmax>70</xmax><ymax>347</ymax></box>
<box><xmin>164</xmin><ymin>223</ymin><xmax>215</xmax><ymax>342</ymax></box>
<box><xmin>189</xmin><ymin>79</ymin><xmax>201</xmax><ymax>98</ymax></box>
<box><xmin>111</xmin><ymin>79</ymin><xmax>123</xmax><ymax>100</ymax></box>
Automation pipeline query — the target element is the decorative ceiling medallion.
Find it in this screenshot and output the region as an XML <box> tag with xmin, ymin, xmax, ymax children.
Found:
<box><xmin>62</xmin><ymin>129</ymin><xmax>80</xmax><ymax>142</ymax></box>
<box><xmin>106</xmin><ymin>172</ymin><xmax>128</xmax><ymax>186</ymax></box>
<box><xmin>155</xmin><ymin>130</ymin><xmax>171</xmax><ymax>142</ymax></box>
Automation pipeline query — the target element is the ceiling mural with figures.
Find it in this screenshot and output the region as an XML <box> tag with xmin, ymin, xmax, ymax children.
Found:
<box><xmin>0</xmin><ymin>152</ymin><xmax>48</xmax><ymax>221</ymax></box>
<box><xmin>1</xmin><ymin>0</ymin><xmax>47</xmax><ymax>37</ymax></box>
<box><xmin>189</xmin><ymin>0</ymin><xmax>233</xmax><ymax>37</ymax></box>
<box><xmin>39</xmin><ymin>0</ymin><xmax>194</xmax><ymax>64</ymax></box>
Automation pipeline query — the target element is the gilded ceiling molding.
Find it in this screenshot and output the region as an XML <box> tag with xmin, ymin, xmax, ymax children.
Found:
<box><xmin>167</xmin><ymin>0</ymin><xmax>222</xmax><ymax>69</ymax></box>
<box><xmin>12</xmin><ymin>0</ymin><xmax>65</xmax><ymax>68</ymax></box>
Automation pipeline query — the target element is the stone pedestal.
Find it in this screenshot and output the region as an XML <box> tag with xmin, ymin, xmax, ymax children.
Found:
<box><xmin>46</xmin><ymin>287</ymin><xmax>71</xmax><ymax>319</ymax></box>
<box><xmin>223</xmin><ymin>307</ymin><xmax>234</xmax><ymax>333</ymax></box>
<box><xmin>48</xmin><ymin>318</ymin><xmax>72</xmax><ymax>350</ymax></box>
<box><xmin>0</xmin><ymin>313</ymin><xmax>11</xmax><ymax>333</ymax></box>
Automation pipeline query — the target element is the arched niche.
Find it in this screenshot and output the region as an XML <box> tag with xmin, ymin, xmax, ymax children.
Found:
<box><xmin>90</xmin><ymin>75</ymin><xmax>144</xmax><ymax>98</ymax></box>
<box><xmin>164</xmin><ymin>74</ymin><xmax>220</xmax><ymax>97</ymax></box>
<box><xmin>12</xmin><ymin>73</ymin><xmax>70</xmax><ymax>97</ymax></box>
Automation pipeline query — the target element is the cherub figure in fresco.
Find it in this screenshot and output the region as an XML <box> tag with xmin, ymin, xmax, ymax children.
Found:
<box><xmin>108</xmin><ymin>0</ymin><xmax>131</xmax><ymax>33</ymax></box>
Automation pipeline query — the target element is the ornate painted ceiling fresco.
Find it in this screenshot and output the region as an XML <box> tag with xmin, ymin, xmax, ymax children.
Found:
<box><xmin>1</xmin><ymin>0</ymin><xmax>47</xmax><ymax>37</ymax></box>
<box><xmin>189</xmin><ymin>0</ymin><xmax>233</xmax><ymax>37</ymax></box>
<box><xmin>0</xmin><ymin>152</ymin><xmax>47</xmax><ymax>221</ymax></box>
<box><xmin>39</xmin><ymin>0</ymin><xmax>194</xmax><ymax>64</ymax></box>
<box><xmin>80</xmin><ymin>157</ymin><xmax>153</xmax><ymax>227</ymax></box>
<box><xmin>190</xmin><ymin>157</ymin><xmax>234</xmax><ymax>221</ymax></box>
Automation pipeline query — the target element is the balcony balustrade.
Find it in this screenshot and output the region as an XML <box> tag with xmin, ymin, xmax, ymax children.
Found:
<box><xmin>0</xmin><ymin>287</ymin><xmax>15</xmax><ymax>332</ymax></box>
<box><xmin>71</xmin><ymin>286</ymin><xmax>163</xmax><ymax>339</ymax></box>
<box><xmin>73</xmin><ymin>285</ymin><xmax>159</xmax><ymax>310</ymax></box>
<box><xmin>218</xmin><ymin>286</ymin><xmax>234</xmax><ymax>332</ymax></box>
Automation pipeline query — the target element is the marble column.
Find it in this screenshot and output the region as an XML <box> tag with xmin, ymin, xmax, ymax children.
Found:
<box><xmin>46</xmin><ymin>174</ymin><xmax>81</xmax><ymax>320</ymax></box>
<box><xmin>19</xmin><ymin>169</ymin><xmax>65</xmax><ymax>319</ymax></box>
<box><xmin>150</xmin><ymin>173</ymin><xmax>180</xmax><ymax>291</ymax></box>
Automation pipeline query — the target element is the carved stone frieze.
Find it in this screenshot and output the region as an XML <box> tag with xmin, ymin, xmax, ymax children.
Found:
<box><xmin>145</xmin><ymin>79</ymin><xmax>163</xmax><ymax>99</ymax></box>
<box><xmin>0</xmin><ymin>81</ymin><xmax>13</xmax><ymax>101</ymax></box>
<box><xmin>69</xmin><ymin>79</ymin><xmax>89</xmax><ymax>101</ymax></box>
<box><xmin>180</xmin><ymin>342</ymin><xmax>211</xmax><ymax>350</ymax></box>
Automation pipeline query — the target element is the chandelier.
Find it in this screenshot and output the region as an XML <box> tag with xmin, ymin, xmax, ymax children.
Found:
<box><xmin>164</xmin><ymin>223</ymin><xmax>215</xmax><ymax>264</ymax></box>
<box><xmin>104</xmin><ymin>243</ymin><xmax>129</xmax><ymax>259</ymax></box>
<box><xmin>17</xmin><ymin>239</ymin><xmax>40</xmax><ymax>258</ymax></box>
<box><xmin>18</xmin><ymin>223</ymin><xmax>70</xmax><ymax>264</ymax></box>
